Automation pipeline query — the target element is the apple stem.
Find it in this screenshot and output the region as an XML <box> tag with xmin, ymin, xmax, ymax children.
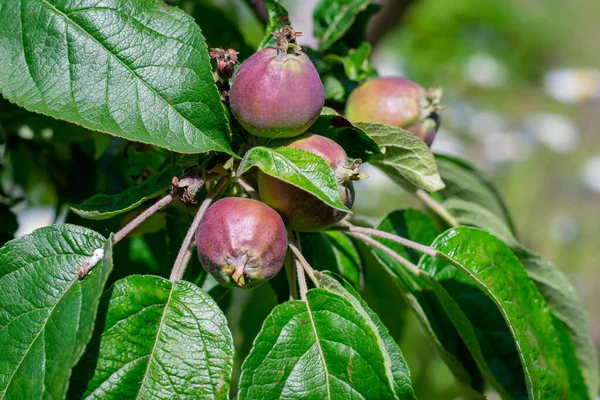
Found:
<box><xmin>330</xmin><ymin>222</ymin><xmax>438</xmax><ymax>257</ymax></box>
<box><xmin>169</xmin><ymin>177</ymin><xmax>230</xmax><ymax>282</ymax></box>
<box><xmin>237</xmin><ymin>177</ymin><xmax>260</xmax><ymax>200</ymax></box>
<box><xmin>289</xmin><ymin>242</ymin><xmax>319</xmax><ymax>291</ymax></box>
<box><xmin>112</xmin><ymin>193</ymin><xmax>174</xmax><ymax>244</ymax></box>
<box><xmin>415</xmin><ymin>189</ymin><xmax>459</xmax><ymax>227</ymax></box>
<box><xmin>345</xmin><ymin>231</ymin><xmax>423</xmax><ymax>277</ymax></box>
<box><xmin>271</xmin><ymin>26</ymin><xmax>302</xmax><ymax>56</ymax></box>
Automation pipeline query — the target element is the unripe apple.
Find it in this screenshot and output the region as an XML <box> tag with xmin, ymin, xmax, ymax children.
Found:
<box><xmin>195</xmin><ymin>197</ymin><xmax>288</xmax><ymax>289</ymax></box>
<box><xmin>258</xmin><ymin>134</ymin><xmax>362</xmax><ymax>232</ymax></box>
<box><xmin>345</xmin><ymin>77</ymin><xmax>443</xmax><ymax>146</ymax></box>
<box><xmin>229</xmin><ymin>27</ymin><xmax>324</xmax><ymax>138</ymax></box>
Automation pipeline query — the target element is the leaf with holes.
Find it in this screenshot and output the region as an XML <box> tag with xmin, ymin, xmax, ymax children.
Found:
<box><xmin>69</xmin><ymin>275</ymin><xmax>234</xmax><ymax>399</ymax></box>
<box><xmin>0</xmin><ymin>0</ymin><xmax>234</xmax><ymax>155</ymax></box>
<box><xmin>0</xmin><ymin>224</ymin><xmax>112</xmax><ymax>399</ymax></box>
<box><xmin>239</xmin><ymin>288</ymin><xmax>415</xmax><ymax>399</ymax></box>
<box><xmin>237</xmin><ymin>146</ymin><xmax>349</xmax><ymax>212</ymax></box>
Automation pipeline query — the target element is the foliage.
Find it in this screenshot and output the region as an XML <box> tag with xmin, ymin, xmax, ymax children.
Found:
<box><xmin>0</xmin><ymin>0</ymin><xmax>596</xmax><ymax>399</ymax></box>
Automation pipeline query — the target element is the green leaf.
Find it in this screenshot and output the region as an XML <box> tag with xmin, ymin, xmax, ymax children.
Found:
<box><xmin>71</xmin><ymin>166</ymin><xmax>181</xmax><ymax>220</ymax></box>
<box><xmin>313</xmin><ymin>271</ymin><xmax>416</xmax><ymax>398</ymax></box>
<box><xmin>70</xmin><ymin>275</ymin><xmax>234</xmax><ymax>399</ymax></box>
<box><xmin>237</xmin><ymin>146</ymin><xmax>349</xmax><ymax>212</ymax></box>
<box><xmin>333</xmin><ymin>4</ymin><xmax>381</xmax><ymax>50</ymax></box>
<box><xmin>313</xmin><ymin>0</ymin><xmax>371</xmax><ymax>51</ymax></box>
<box><xmin>358</xmin><ymin>123</ymin><xmax>445</xmax><ymax>192</ymax></box>
<box><xmin>323</xmin><ymin>42</ymin><xmax>376</xmax><ymax>82</ymax></box>
<box><xmin>442</xmin><ymin>198</ymin><xmax>519</xmax><ymax>247</ymax></box>
<box><xmin>376</xmin><ymin>209</ymin><xmax>440</xmax><ymax>265</ymax></box>
<box><xmin>91</xmin><ymin>132</ymin><xmax>112</xmax><ymax>160</ymax></box>
<box><xmin>308</xmin><ymin>107</ymin><xmax>381</xmax><ymax>161</ymax></box>
<box><xmin>441</xmin><ymin>191</ymin><xmax>598</xmax><ymax>397</ymax></box>
<box><xmin>514</xmin><ymin>247</ymin><xmax>598</xmax><ymax>399</ymax></box>
<box><xmin>321</xmin><ymin>70</ymin><xmax>353</xmax><ymax>102</ymax></box>
<box><xmin>367</xmin><ymin>210</ymin><xmax>486</xmax><ymax>397</ymax></box>
<box><xmin>259</xmin><ymin>0</ymin><xmax>290</xmax><ymax>49</ymax></box>
<box><xmin>375</xmin><ymin>211</ymin><xmax>576</xmax><ymax>398</ymax></box>
<box><xmin>422</xmin><ymin>227</ymin><xmax>570</xmax><ymax>399</ymax></box>
<box><xmin>0</xmin><ymin>0</ymin><xmax>234</xmax><ymax>155</ymax></box>
<box><xmin>435</xmin><ymin>154</ymin><xmax>516</xmax><ymax>233</ymax></box>
<box><xmin>300</xmin><ymin>231</ymin><xmax>362</xmax><ymax>288</ymax></box>
<box><xmin>0</xmin><ymin>224</ymin><xmax>112</xmax><ymax>399</ymax></box>
<box><xmin>239</xmin><ymin>289</ymin><xmax>412</xmax><ymax>399</ymax></box>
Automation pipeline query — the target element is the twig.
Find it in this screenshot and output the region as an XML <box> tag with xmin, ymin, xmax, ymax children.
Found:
<box><xmin>169</xmin><ymin>177</ymin><xmax>229</xmax><ymax>282</ymax></box>
<box><xmin>330</xmin><ymin>222</ymin><xmax>437</xmax><ymax>257</ymax></box>
<box><xmin>345</xmin><ymin>231</ymin><xmax>423</xmax><ymax>277</ymax></box>
<box><xmin>237</xmin><ymin>177</ymin><xmax>260</xmax><ymax>200</ymax></box>
<box><xmin>288</xmin><ymin>243</ymin><xmax>319</xmax><ymax>288</ymax></box>
<box><xmin>77</xmin><ymin>248</ymin><xmax>105</xmax><ymax>278</ymax></box>
<box><xmin>113</xmin><ymin>193</ymin><xmax>174</xmax><ymax>244</ymax></box>
<box><xmin>291</xmin><ymin>232</ymin><xmax>308</xmax><ymax>301</ymax></box>
<box><xmin>295</xmin><ymin>258</ymin><xmax>308</xmax><ymax>301</ymax></box>
<box><xmin>415</xmin><ymin>189</ymin><xmax>459</xmax><ymax>227</ymax></box>
<box><xmin>79</xmin><ymin>193</ymin><xmax>173</xmax><ymax>278</ymax></box>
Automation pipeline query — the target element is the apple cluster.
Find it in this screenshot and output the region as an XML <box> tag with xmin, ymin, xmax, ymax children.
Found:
<box><xmin>196</xmin><ymin>26</ymin><xmax>442</xmax><ymax>289</ymax></box>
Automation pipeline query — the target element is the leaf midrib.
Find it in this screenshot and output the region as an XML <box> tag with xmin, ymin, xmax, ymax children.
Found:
<box><xmin>32</xmin><ymin>0</ymin><xmax>229</xmax><ymax>153</ymax></box>
<box><xmin>319</xmin><ymin>0</ymin><xmax>367</xmax><ymax>47</ymax></box>
<box><xmin>441</xmin><ymin>252</ymin><xmax>540</xmax><ymax>398</ymax></box>
<box><xmin>0</xmin><ymin>275</ymin><xmax>81</xmax><ymax>399</ymax></box>
<box><xmin>305</xmin><ymin>300</ymin><xmax>332</xmax><ymax>400</ymax></box>
<box><xmin>242</xmin><ymin>147</ymin><xmax>347</xmax><ymax>212</ymax></box>
<box><xmin>135</xmin><ymin>283</ymin><xmax>175</xmax><ymax>399</ymax></box>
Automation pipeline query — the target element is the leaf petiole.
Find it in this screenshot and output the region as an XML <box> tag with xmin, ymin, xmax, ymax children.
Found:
<box><xmin>345</xmin><ymin>231</ymin><xmax>423</xmax><ymax>278</ymax></box>
<box><xmin>288</xmin><ymin>242</ymin><xmax>319</xmax><ymax>290</ymax></box>
<box><xmin>329</xmin><ymin>222</ymin><xmax>438</xmax><ymax>257</ymax></box>
<box><xmin>415</xmin><ymin>188</ymin><xmax>459</xmax><ymax>227</ymax></box>
<box><xmin>112</xmin><ymin>193</ymin><xmax>175</xmax><ymax>244</ymax></box>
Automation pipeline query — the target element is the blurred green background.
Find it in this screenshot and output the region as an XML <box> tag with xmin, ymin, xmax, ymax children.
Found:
<box><xmin>282</xmin><ymin>0</ymin><xmax>600</xmax><ymax>397</ymax></box>
<box><xmin>1</xmin><ymin>0</ymin><xmax>598</xmax><ymax>398</ymax></box>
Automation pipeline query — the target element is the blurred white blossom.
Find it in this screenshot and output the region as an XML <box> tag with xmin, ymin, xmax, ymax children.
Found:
<box><xmin>480</xmin><ymin>131</ymin><xmax>532</xmax><ymax>164</ymax></box>
<box><xmin>544</xmin><ymin>68</ymin><xmax>600</xmax><ymax>103</ymax></box>
<box><xmin>469</xmin><ymin>111</ymin><xmax>506</xmax><ymax>136</ymax></box>
<box><xmin>463</xmin><ymin>54</ymin><xmax>507</xmax><ymax>88</ymax></box>
<box><xmin>581</xmin><ymin>154</ymin><xmax>600</xmax><ymax>192</ymax></box>
<box><xmin>430</xmin><ymin>131</ymin><xmax>467</xmax><ymax>158</ymax></box>
<box><xmin>524</xmin><ymin>113</ymin><xmax>580</xmax><ymax>153</ymax></box>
